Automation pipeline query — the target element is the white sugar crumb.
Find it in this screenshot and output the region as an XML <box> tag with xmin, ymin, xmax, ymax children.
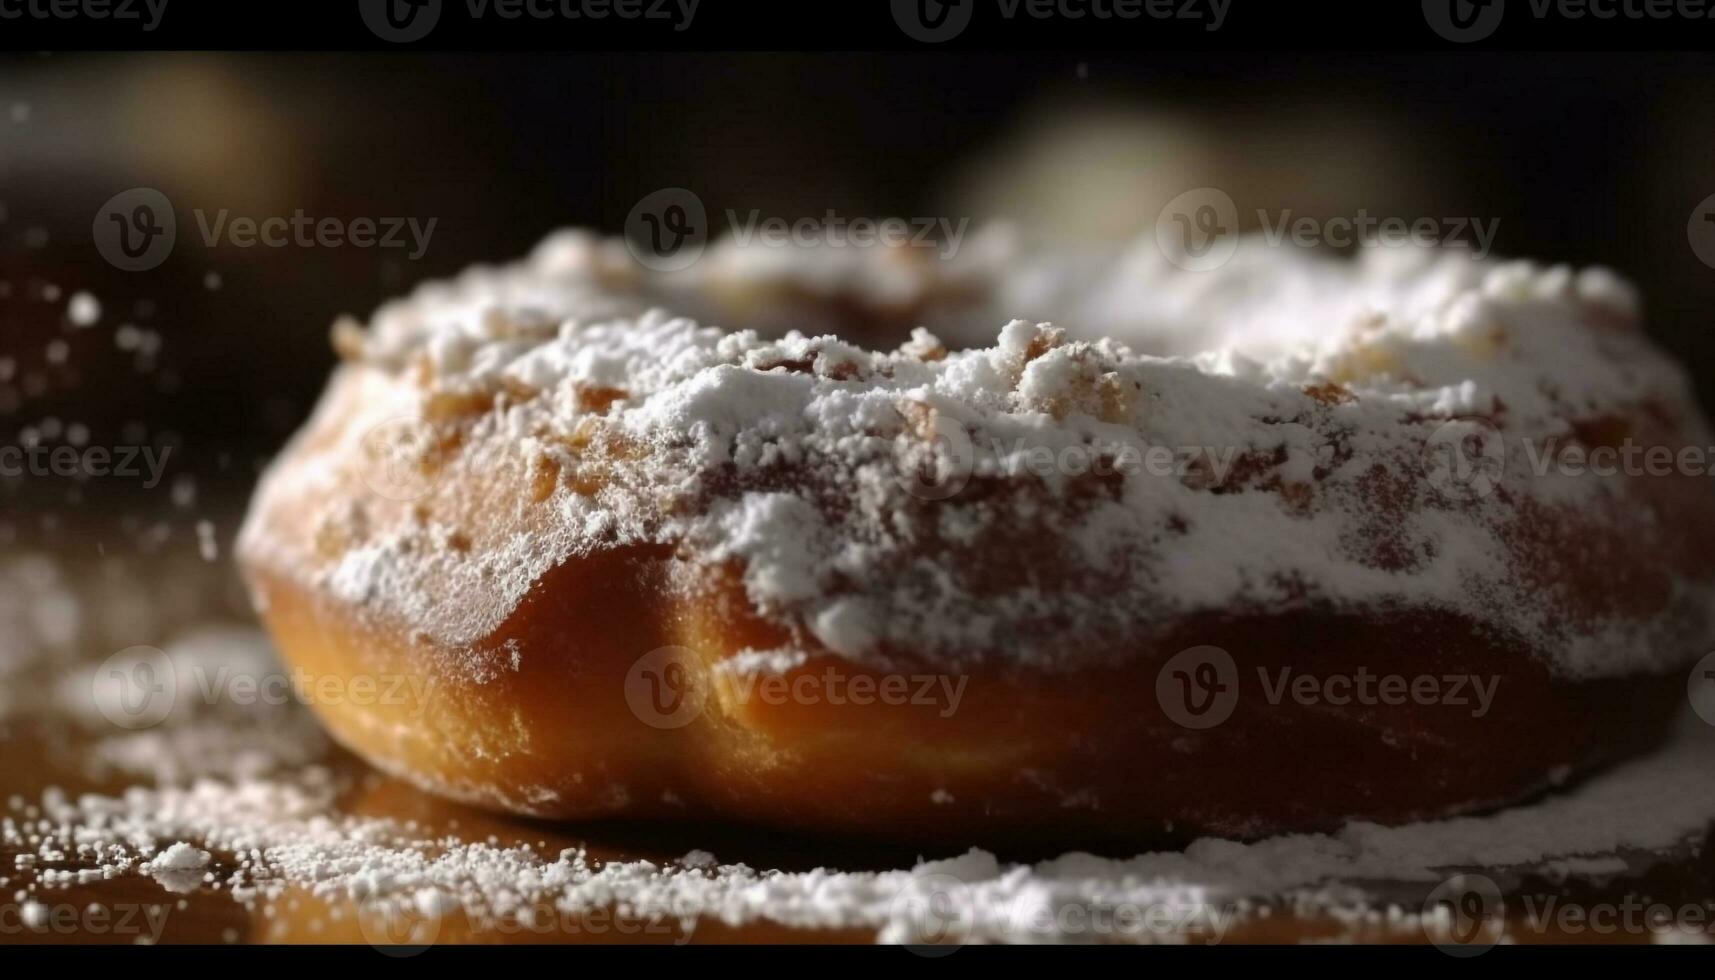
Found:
<box><xmin>242</xmin><ymin>229</ymin><xmax>1715</xmax><ymax>681</ymax></box>
<box><xmin>146</xmin><ymin>842</ymin><xmax>210</xmax><ymax>872</ymax></box>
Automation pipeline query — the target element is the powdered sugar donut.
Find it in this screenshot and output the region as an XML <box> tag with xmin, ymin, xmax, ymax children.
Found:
<box><xmin>238</xmin><ymin>231</ymin><xmax>1715</xmax><ymax>842</ymax></box>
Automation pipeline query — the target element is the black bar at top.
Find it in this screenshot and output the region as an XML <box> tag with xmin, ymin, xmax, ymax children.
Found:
<box><xmin>0</xmin><ymin>0</ymin><xmax>1713</xmax><ymax>52</ymax></box>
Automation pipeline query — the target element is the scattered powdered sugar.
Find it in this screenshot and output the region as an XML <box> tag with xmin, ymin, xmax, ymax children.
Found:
<box><xmin>241</xmin><ymin>230</ymin><xmax>1714</xmax><ymax>679</ymax></box>
<box><xmin>6</xmin><ymin>712</ymin><xmax>1714</xmax><ymax>943</ymax></box>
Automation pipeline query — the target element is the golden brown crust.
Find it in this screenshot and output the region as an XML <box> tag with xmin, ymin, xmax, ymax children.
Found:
<box><xmin>247</xmin><ymin>546</ymin><xmax>1685</xmax><ymax>843</ymax></box>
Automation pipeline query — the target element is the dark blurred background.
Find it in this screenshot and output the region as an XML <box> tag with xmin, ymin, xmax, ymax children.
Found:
<box><xmin>1</xmin><ymin>50</ymin><xmax>1712</xmax><ymax>557</ymax></box>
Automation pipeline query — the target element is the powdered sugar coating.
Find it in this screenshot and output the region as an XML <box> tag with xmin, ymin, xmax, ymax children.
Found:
<box><xmin>241</xmin><ymin>231</ymin><xmax>1715</xmax><ymax>679</ymax></box>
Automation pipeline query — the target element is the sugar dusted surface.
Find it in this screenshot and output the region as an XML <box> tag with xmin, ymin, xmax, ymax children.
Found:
<box><xmin>3</xmin><ymin>557</ymin><xmax>1713</xmax><ymax>945</ymax></box>
<box><xmin>240</xmin><ymin>231</ymin><xmax>1715</xmax><ymax>678</ymax></box>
